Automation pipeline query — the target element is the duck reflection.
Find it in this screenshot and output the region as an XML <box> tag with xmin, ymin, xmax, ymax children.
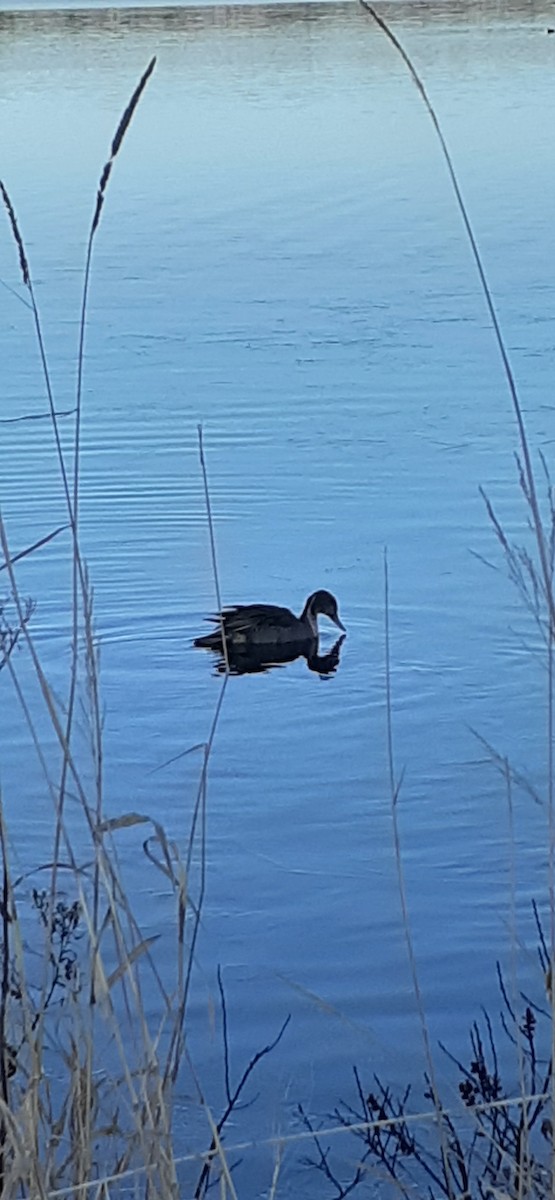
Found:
<box><xmin>205</xmin><ymin>633</ymin><xmax>345</xmax><ymax>678</ymax></box>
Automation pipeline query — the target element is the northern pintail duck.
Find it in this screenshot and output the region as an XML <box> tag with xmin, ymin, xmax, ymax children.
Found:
<box><xmin>194</xmin><ymin>589</ymin><xmax>345</xmax><ymax>651</ymax></box>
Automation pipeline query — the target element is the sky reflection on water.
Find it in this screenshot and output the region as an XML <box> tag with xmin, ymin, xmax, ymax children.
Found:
<box><xmin>1</xmin><ymin>0</ymin><xmax>554</xmax><ymax>1188</ymax></box>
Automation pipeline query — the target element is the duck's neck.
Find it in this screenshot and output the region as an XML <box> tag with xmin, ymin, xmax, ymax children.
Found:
<box><xmin>300</xmin><ymin>595</ymin><xmax>319</xmax><ymax>636</ymax></box>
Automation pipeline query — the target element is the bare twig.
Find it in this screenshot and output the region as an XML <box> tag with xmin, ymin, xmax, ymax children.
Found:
<box><xmin>193</xmin><ymin>1009</ymin><xmax>291</xmax><ymax>1199</ymax></box>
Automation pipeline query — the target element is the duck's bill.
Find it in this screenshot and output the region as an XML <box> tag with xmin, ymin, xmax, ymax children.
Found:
<box><xmin>332</xmin><ymin>614</ymin><xmax>346</xmax><ymax>632</ymax></box>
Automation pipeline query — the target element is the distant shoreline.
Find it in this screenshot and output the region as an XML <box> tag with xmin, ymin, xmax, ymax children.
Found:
<box><xmin>0</xmin><ymin>0</ymin><xmax>550</xmax><ymax>23</ymax></box>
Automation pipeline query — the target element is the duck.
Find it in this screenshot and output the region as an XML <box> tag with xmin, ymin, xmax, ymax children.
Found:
<box><xmin>194</xmin><ymin>589</ymin><xmax>345</xmax><ymax>651</ymax></box>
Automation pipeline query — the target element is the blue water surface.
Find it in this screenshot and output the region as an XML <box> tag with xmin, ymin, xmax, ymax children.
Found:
<box><xmin>1</xmin><ymin>0</ymin><xmax>554</xmax><ymax>1191</ymax></box>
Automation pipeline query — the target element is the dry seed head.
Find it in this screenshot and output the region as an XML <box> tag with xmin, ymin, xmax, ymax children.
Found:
<box><xmin>0</xmin><ymin>180</ymin><xmax>30</xmax><ymax>286</ymax></box>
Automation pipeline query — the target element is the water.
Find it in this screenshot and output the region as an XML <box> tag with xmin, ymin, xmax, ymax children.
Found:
<box><xmin>1</xmin><ymin>0</ymin><xmax>554</xmax><ymax>1191</ymax></box>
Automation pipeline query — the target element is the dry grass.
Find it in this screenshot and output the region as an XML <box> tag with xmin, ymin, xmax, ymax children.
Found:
<box><xmin>0</xmin><ymin>60</ymin><xmax>289</xmax><ymax>1199</ymax></box>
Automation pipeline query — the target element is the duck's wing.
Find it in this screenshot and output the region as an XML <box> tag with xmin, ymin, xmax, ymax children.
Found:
<box><xmin>220</xmin><ymin>603</ymin><xmax>296</xmax><ymax>635</ymax></box>
<box><xmin>193</xmin><ymin>608</ymin><xmax>251</xmax><ymax>649</ymax></box>
<box><xmin>194</xmin><ymin>603</ymin><xmax>300</xmax><ymax>649</ymax></box>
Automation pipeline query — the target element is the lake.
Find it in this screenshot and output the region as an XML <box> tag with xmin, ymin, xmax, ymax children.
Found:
<box><xmin>1</xmin><ymin>0</ymin><xmax>554</xmax><ymax>1193</ymax></box>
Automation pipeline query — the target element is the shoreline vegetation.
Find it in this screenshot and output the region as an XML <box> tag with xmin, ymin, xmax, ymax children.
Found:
<box><xmin>1</xmin><ymin>7</ymin><xmax>554</xmax><ymax>1197</ymax></box>
<box><xmin>0</xmin><ymin>0</ymin><xmax>545</xmax><ymax>33</ymax></box>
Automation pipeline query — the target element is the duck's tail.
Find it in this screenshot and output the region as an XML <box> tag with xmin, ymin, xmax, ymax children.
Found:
<box><xmin>194</xmin><ymin>631</ymin><xmax>223</xmax><ymax>650</ymax></box>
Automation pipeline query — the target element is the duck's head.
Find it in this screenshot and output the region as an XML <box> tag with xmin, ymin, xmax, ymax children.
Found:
<box><xmin>305</xmin><ymin>589</ymin><xmax>346</xmax><ymax>633</ymax></box>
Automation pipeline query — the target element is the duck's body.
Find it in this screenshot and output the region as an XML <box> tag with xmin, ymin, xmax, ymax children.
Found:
<box><xmin>194</xmin><ymin>589</ymin><xmax>345</xmax><ymax>651</ymax></box>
